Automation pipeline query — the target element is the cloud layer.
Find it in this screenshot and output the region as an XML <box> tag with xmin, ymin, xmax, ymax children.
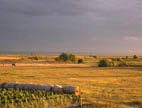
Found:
<box><xmin>0</xmin><ymin>0</ymin><xmax>142</xmax><ymax>54</ymax></box>
<box><xmin>124</xmin><ymin>36</ymin><xmax>142</xmax><ymax>41</ymax></box>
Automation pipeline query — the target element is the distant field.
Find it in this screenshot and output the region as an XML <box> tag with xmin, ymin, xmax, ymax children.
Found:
<box><xmin>1</xmin><ymin>54</ymin><xmax>142</xmax><ymax>68</ymax></box>
<box><xmin>0</xmin><ymin>54</ymin><xmax>142</xmax><ymax>107</ymax></box>
<box><xmin>0</xmin><ymin>66</ymin><xmax>142</xmax><ymax>107</ymax></box>
<box><xmin>0</xmin><ymin>55</ymin><xmax>21</xmax><ymax>60</ymax></box>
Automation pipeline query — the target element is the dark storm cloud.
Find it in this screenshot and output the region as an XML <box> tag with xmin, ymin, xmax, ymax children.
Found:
<box><xmin>0</xmin><ymin>0</ymin><xmax>142</xmax><ymax>54</ymax></box>
<box><xmin>0</xmin><ymin>0</ymin><xmax>91</xmax><ymax>16</ymax></box>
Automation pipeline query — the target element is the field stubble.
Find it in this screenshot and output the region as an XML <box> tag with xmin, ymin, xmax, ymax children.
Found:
<box><xmin>0</xmin><ymin>66</ymin><xmax>142</xmax><ymax>107</ymax></box>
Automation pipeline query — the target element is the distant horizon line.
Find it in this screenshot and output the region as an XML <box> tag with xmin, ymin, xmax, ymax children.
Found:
<box><xmin>0</xmin><ymin>51</ymin><xmax>141</xmax><ymax>56</ymax></box>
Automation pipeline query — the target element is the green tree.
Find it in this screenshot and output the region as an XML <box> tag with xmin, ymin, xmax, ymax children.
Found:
<box><xmin>59</xmin><ymin>53</ymin><xmax>69</xmax><ymax>61</ymax></box>
<box><xmin>98</xmin><ymin>59</ymin><xmax>111</xmax><ymax>67</ymax></box>
<box><xmin>69</xmin><ymin>54</ymin><xmax>77</xmax><ymax>62</ymax></box>
<box><xmin>55</xmin><ymin>53</ymin><xmax>78</xmax><ymax>63</ymax></box>
<box><xmin>133</xmin><ymin>55</ymin><xmax>138</xmax><ymax>59</ymax></box>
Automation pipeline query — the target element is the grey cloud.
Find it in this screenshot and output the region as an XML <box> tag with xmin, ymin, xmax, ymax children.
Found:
<box><xmin>0</xmin><ymin>0</ymin><xmax>92</xmax><ymax>16</ymax></box>
<box><xmin>0</xmin><ymin>0</ymin><xmax>142</xmax><ymax>54</ymax></box>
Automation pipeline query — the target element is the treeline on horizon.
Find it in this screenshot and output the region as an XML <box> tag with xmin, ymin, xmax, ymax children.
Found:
<box><xmin>0</xmin><ymin>52</ymin><xmax>142</xmax><ymax>67</ymax></box>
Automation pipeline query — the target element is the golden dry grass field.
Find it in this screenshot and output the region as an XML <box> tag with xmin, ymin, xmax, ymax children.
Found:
<box><xmin>0</xmin><ymin>66</ymin><xmax>142</xmax><ymax>107</ymax></box>
<box><xmin>0</xmin><ymin>55</ymin><xmax>142</xmax><ymax>107</ymax></box>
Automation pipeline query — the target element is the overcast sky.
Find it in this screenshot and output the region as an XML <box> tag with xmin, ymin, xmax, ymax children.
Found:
<box><xmin>0</xmin><ymin>0</ymin><xmax>142</xmax><ymax>55</ymax></box>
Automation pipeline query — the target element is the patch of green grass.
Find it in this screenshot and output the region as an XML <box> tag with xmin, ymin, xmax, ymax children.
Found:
<box><xmin>0</xmin><ymin>88</ymin><xmax>80</xmax><ymax>108</ymax></box>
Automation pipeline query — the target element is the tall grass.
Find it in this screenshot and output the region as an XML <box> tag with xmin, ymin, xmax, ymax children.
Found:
<box><xmin>0</xmin><ymin>88</ymin><xmax>81</xmax><ymax>108</ymax></box>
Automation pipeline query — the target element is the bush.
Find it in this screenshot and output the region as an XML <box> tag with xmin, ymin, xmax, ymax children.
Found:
<box><xmin>98</xmin><ymin>59</ymin><xmax>128</xmax><ymax>67</ymax></box>
<box><xmin>78</xmin><ymin>59</ymin><xmax>83</xmax><ymax>64</ymax></box>
<box><xmin>59</xmin><ymin>53</ymin><xmax>69</xmax><ymax>61</ymax></box>
<box><xmin>117</xmin><ymin>58</ymin><xmax>122</xmax><ymax>61</ymax></box>
<box><xmin>55</xmin><ymin>57</ymin><xmax>60</xmax><ymax>61</ymax></box>
<box><xmin>112</xmin><ymin>58</ymin><xmax>123</xmax><ymax>61</ymax></box>
<box><xmin>93</xmin><ymin>55</ymin><xmax>97</xmax><ymax>58</ymax></box>
<box><xmin>133</xmin><ymin>55</ymin><xmax>138</xmax><ymax>59</ymax></box>
<box><xmin>98</xmin><ymin>59</ymin><xmax>112</xmax><ymax>67</ymax></box>
<box><xmin>69</xmin><ymin>54</ymin><xmax>78</xmax><ymax>63</ymax></box>
<box><xmin>55</xmin><ymin>53</ymin><xmax>78</xmax><ymax>63</ymax></box>
<box><xmin>117</xmin><ymin>62</ymin><xmax>128</xmax><ymax>67</ymax></box>
<box><xmin>126</xmin><ymin>56</ymin><xmax>129</xmax><ymax>59</ymax></box>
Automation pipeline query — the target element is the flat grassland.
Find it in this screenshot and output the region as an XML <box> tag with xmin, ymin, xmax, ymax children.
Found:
<box><xmin>0</xmin><ymin>66</ymin><xmax>142</xmax><ymax>107</ymax></box>
<box><xmin>0</xmin><ymin>55</ymin><xmax>142</xmax><ymax>107</ymax></box>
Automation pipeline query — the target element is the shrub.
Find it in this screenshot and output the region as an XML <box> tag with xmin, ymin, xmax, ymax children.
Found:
<box><xmin>98</xmin><ymin>59</ymin><xmax>128</xmax><ymax>67</ymax></box>
<box><xmin>117</xmin><ymin>62</ymin><xmax>128</xmax><ymax>67</ymax></box>
<box><xmin>126</xmin><ymin>56</ymin><xmax>129</xmax><ymax>59</ymax></box>
<box><xmin>98</xmin><ymin>59</ymin><xmax>112</xmax><ymax>67</ymax></box>
<box><xmin>133</xmin><ymin>55</ymin><xmax>138</xmax><ymax>59</ymax></box>
<box><xmin>55</xmin><ymin>53</ymin><xmax>78</xmax><ymax>63</ymax></box>
<box><xmin>111</xmin><ymin>61</ymin><xmax>118</xmax><ymax>67</ymax></box>
<box><xmin>68</xmin><ymin>54</ymin><xmax>78</xmax><ymax>63</ymax></box>
<box><xmin>93</xmin><ymin>55</ymin><xmax>97</xmax><ymax>58</ymax></box>
<box><xmin>117</xmin><ymin>58</ymin><xmax>122</xmax><ymax>61</ymax></box>
<box><xmin>55</xmin><ymin>57</ymin><xmax>60</xmax><ymax>61</ymax></box>
<box><xmin>59</xmin><ymin>53</ymin><xmax>69</xmax><ymax>61</ymax></box>
<box><xmin>78</xmin><ymin>59</ymin><xmax>83</xmax><ymax>64</ymax></box>
<box><xmin>111</xmin><ymin>58</ymin><xmax>123</xmax><ymax>62</ymax></box>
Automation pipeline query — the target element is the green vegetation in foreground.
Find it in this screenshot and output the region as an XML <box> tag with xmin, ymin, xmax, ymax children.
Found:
<box><xmin>0</xmin><ymin>67</ymin><xmax>142</xmax><ymax>107</ymax></box>
<box><xmin>0</xmin><ymin>88</ymin><xmax>80</xmax><ymax>108</ymax></box>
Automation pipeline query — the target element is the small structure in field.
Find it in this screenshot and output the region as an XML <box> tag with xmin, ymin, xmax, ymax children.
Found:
<box><xmin>0</xmin><ymin>82</ymin><xmax>80</xmax><ymax>95</ymax></box>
